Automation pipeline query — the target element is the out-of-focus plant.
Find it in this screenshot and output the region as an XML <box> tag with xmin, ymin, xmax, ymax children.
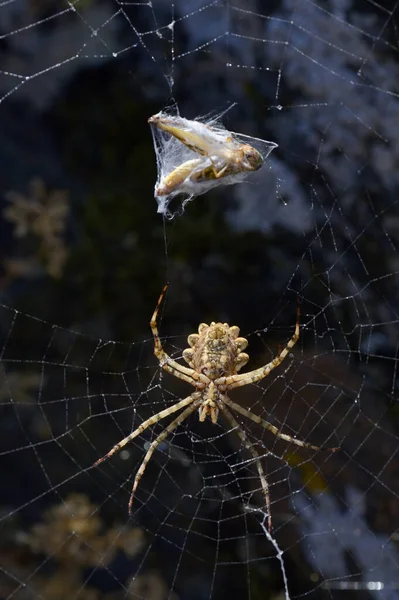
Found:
<box><xmin>4</xmin><ymin>493</ymin><xmax>151</xmax><ymax>599</ymax></box>
<box><xmin>127</xmin><ymin>570</ymin><xmax>179</xmax><ymax>600</ymax></box>
<box><xmin>3</xmin><ymin>177</ymin><xmax>70</xmax><ymax>280</ymax></box>
<box><xmin>20</xmin><ymin>493</ymin><xmax>145</xmax><ymax>565</ymax></box>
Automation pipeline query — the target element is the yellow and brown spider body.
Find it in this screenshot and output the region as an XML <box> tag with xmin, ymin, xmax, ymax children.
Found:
<box><xmin>94</xmin><ymin>286</ymin><xmax>338</xmax><ymax>531</ymax></box>
<box><xmin>183</xmin><ymin>322</ymin><xmax>249</xmax><ymax>380</ymax></box>
<box><xmin>182</xmin><ymin>322</ymin><xmax>249</xmax><ymax>423</ymax></box>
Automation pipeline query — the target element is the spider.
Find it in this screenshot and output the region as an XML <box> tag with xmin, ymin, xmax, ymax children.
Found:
<box><xmin>94</xmin><ymin>285</ymin><xmax>338</xmax><ymax>531</ymax></box>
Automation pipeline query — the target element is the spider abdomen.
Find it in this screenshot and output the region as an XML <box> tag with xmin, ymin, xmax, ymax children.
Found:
<box><xmin>183</xmin><ymin>322</ymin><xmax>249</xmax><ymax>378</ymax></box>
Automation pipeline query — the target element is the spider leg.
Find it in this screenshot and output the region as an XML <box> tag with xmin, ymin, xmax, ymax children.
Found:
<box><xmin>223</xmin><ymin>396</ymin><xmax>339</xmax><ymax>452</ymax></box>
<box><xmin>222</xmin><ymin>306</ymin><xmax>300</xmax><ymax>390</ymax></box>
<box><xmin>128</xmin><ymin>398</ymin><xmax>202</xmax><ymax>513</ymax></box>
<box><xmin>151</xmin><ymin>286</ymin><xmax>204</xmax><ymax>387</ymax></box>
<box><xmin>93</xmin><ymin>393</ymin><xmax>201</xmax><ymax>468</ymax></box>
<box><xmin>218</xmin><ymin>402</ymin><xmax>272</xmax><ymax>532</ymax></box>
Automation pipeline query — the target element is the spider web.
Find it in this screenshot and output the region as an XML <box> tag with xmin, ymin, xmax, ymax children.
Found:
<box><xmin>1</xmin><ymin>0</ymin><xmax>399</xmax><ymax>599</ymax></box>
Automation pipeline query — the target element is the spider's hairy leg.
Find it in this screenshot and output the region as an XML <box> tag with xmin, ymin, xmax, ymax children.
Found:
<box><xmin>218</xmin><ymin>402</ymin><xmax>272</xmax><ymax>532</ymax></box>
<box><xmin>223</xmin><ymin>397</ymin><xmax>339</xmax><ymax>453</ymax></box>
<box><xmin>151</xmin><ymin>285</ymin><xmax>203</xmax><ymax>386</ymax></box>
<box><xmin>222</xmin><ymin>305</ymin><xmax>300</xmax><ymax>390</ymax></box>
<box><xmin>128</xmin><ymin>398</ymin><xmax>202</xmax><ymax>513</ymax></box>
<box><xmin>93</xmin><ymin>394</ymin><xmax>201</xmax><ymax>468</ymax></box>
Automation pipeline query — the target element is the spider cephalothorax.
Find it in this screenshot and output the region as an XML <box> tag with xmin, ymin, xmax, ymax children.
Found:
<box><xmin>94</xmin><ymin>286</ymin><xmax>338</xmax><ymax>532</ymax></box>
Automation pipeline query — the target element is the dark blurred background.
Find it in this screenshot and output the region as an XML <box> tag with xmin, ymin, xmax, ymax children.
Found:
<box><xmin>1</xmin><ymin>1</ymin><xmax>399</xmax><ymax>599</ymax></box>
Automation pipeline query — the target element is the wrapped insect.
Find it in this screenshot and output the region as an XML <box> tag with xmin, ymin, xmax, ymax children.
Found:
<box><xmin>148</xmin><ymin>110</ymin><xmax>278</xmax><ymax>216</ymax></box>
